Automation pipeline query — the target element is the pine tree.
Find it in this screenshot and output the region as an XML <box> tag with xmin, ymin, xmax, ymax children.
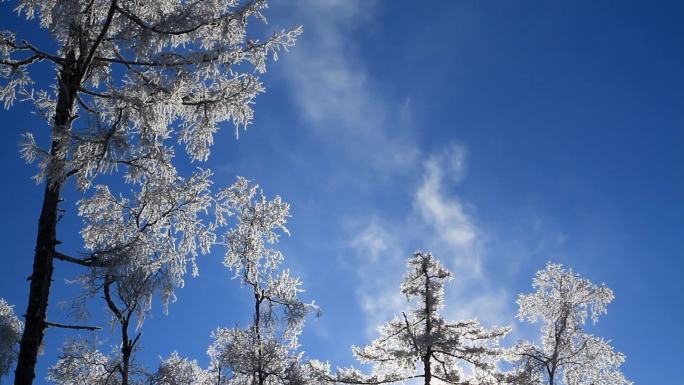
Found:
<box><xmin>312</xmin><ymin>252</ymin><xmax>510</xmax><ymax>385</ymax></box>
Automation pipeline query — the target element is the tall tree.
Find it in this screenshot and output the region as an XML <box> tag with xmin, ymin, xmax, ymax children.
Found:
<box><xmin>207</xmin><ymin>178</ymin><xmax>317</xmax><ymax>385</ymax></box>
<box><xmin>0</xmin><ymin>1</ymin><xmax>301</xmax><ymax>384</ymax></box>
<box><xmin>311</xmin><ymin>252</ymin><xmax>510</xmax><ymax>385</ymax></box>
<box><xmin>511</xmin><ymin>262</ymin><xmax>631</xmax><ymax>385</ymax></box>
<box><xmin>46</xmin><ymin>178</ymin><xmax>310</xmax><ymax>385</ymax></box>
<box><xmin>74</xmin><ymin>169</ymin><xmax>215</xmax><ymax>385</ymax></box>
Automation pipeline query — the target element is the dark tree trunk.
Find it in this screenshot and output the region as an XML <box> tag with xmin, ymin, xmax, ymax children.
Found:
<box><xmin>121</xmin><ymin>321</ymin><xmax>131</xmax><ymax>385</ymax></box>
<box><xmin>14</xmin><ymin>52</ymin><xmax>79</xmax><ymax>385</ymax></box>
<box><xmin>13</xmin><ymin>183</ymin><xmax>61</xmax><ymax>385</ymax></box>
<box><xmin>423</xmin><ymin>262</ymin><xmax>432</xmax><ymax>385</ymax></box>
<box><xmin>254</xmin><ymin>292</ymin><xmax>265</xmax><ymax>385</ymax></box>
<box><xmin>423</xmin><ymin>350</ymin><xmax>432</xmax><ymax>385</ymax></box>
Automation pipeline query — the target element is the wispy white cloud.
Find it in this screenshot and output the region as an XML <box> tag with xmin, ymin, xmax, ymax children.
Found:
<box><xmin>273</xmin><ymin>0</ymin><xmax>523</xmax><ymax>341</ymax></box>
<box><xmin>278</xmin><ymin>0</ymin><xmax>419</xmax><ymax>176</ymax></box>
<box><xmin>415</xmin><ymin>144</ymin><xmax>484</xmax><ymax>277</ymax></box>
<box><xmin>346</xmin><ymin>217</ymin><xmax>406</xmax><ymax>336</ymax></box>
<box><xmin>347</xmin><ymin>144</ymin><xmax>513</xmax><ymax>337</ymax></box>
<box><xmin>349</xmin><ymin>219</ymin><xmax>391</xmax><ymax>265</ymax></box>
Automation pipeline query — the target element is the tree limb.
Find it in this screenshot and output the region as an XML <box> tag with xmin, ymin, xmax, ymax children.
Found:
<box><xmin>44</xmin><ymin>321</ymin><xmax>102</xmax><ymax>331</ymax></box>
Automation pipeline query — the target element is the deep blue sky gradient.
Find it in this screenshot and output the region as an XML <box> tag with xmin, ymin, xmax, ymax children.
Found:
<box><xmin>1</xmin><ymin>1</ymin><xmax>682</xmax><ymax>384</ymax></box>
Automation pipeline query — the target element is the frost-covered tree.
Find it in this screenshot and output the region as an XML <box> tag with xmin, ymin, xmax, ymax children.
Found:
<box><xmin>45</xmin><ymin>170</ymin><xmax>215</xmax><ymax>385</ymax></box>
<box><xmin>71</xmin><ymin>169</ymin><xmax>216</xmax><ymax>385</ymax></box>
<box><xmin>96</xmin><ymin>269</ymin><xmax>159</xmax><ymax>385</ymax></box>
<box><xmin>47</xmin><ymin>338</ymin><xmax>123</xmax><ymax>385</ymax></box>
<box><xmin>48</xmin><ymin>177</ymin><xmax>310</xmax><ymax>385</ymax></box>
<box><xmin>207</xmin><ymin>178</ymin><xmax>317</xmax><ymax>385</ymax></box>
<box><xmin>312</xmin><ymin>252</ymin><xmax>510</xmax><ymax>385</ymax></box>
<box><xmin>0</xmin><ymin>299</ymin><xmax>23</xmax><ymax>383</ymax></box>
<box><xmin>0</xmin><ymin>1</ymin><xmax>301</xmax><ymax>383</ymax></box>
<box><xmin>48</xmin><ymin>340</ymin><xmax>211</xmax><ymax>385</ymax></box>
<box><xmin>149</xmin><ymin>351</ymin><xmax>211</xmax><ymax>385</ymax></box>
<box><xmin>510</xmin><ymin>263</ymin><xmax>631</xmax><ymax>385</ymax></box>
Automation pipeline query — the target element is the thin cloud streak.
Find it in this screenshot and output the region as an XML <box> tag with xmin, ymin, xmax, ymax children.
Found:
<box><xmin>279</xmin><ymin>0</ymin><xmax>419</xmax><ymax>176</ymax></box>
<box><xmin>276</xmin><ymin>0</ymin><xmax>521</xmax><ymax>341</ymax></box>
<box><xmin>350</xmin><ymin>144</ymin><xmax>513</xmax><ymax>337</ymax></box>
<box><xmin>415</xmin><ymin>144</ymin><xmax>483</xmax><ymax>276</ymax></box>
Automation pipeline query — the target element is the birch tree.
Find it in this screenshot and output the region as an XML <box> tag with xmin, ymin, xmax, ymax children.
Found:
<box><xmin>73</xmin><ymin>169</ymin><xmax>216</xmax><ymax>385</ymax></box>
<box><xmin>207</xmin><ymin>178</ymin><xmax>317</xmax><ymax>385</ymax></box>
<box><xmin>45</xmin><ymin>162</ymin><xmax>217</xmax><ymax>385</ymax></box>
<box><xmin>0</xmin><ymin>1</ymin><xmax>301</xmax><ymax>384</ymax></box>
<box><xmin>510</xmin><ymin>263</ymin><xmax>631</xmax><ymax>385</ymax></box>
<box><xmin>150</xmin><ymin>352</ymin><xmax>211</xmax><ymax>385</ymax></box>
<box><xmin>311</xmin><ymin>252</ymin><xmax>510</xmax><ymax>385</ymax></box>
<box><xmin>47</xmin><ymin>338</ymin><xmax>123</xmax><ymax>385</ymax></box>
<box><xmin>46</xmin><ymin>178</ymin><xmax>306</xmax><ymax>385</ymax></box>
<box><xmin>48</xmin><ymin>340</ymin><xmax>212</xmax><ymax>385</ymax></box>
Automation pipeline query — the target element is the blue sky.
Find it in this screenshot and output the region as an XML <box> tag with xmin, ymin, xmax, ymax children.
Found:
<box><xmin>1</xmin><ymin>0</ymin><xmax>683</xmax><ymax>384</ymax></box>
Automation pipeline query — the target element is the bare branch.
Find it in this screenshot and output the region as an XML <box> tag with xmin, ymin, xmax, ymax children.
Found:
<box><xmin>44</xmin><ymin>321</ymin><xmax>102</xmax><ymax>331</ymax></box>
<box><xmin>54</xmin><ymin>252</ymin><xmax>95</xmax><ymax>267</ymax></box>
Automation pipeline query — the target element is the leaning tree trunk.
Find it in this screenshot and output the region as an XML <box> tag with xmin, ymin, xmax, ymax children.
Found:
<box><xmin>14</xmin><ymin>51</ymin><xmax>79</xmax><ymax>385</ymax></box>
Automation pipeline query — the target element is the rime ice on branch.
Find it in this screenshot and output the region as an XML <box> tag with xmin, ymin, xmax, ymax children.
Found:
<box><xmin>0</xmin><ymin>299</ymin><xmax>23</xmax><ymax>382</ymax></box>
<box><xmin>509</xmin><ymin>263</ymin><xmax>631</xmax><ymax>385</ymax></box>
<box><xmin>48</xmin><ymin>178</ymin><xmax>315</xmax><ymax>385</ymax></box>
<box><xmin>48</xmin><ymin>339</ymin><xmax>217</xmax><ymax>385</ymax></box>
<box><xmin>1</xmin><ymin>1</ymin><xmax>301</xmax><ymax>384</ymax></box>
<box><xmin>311</xmin><ymin>251</ymin><xmax>510</xmax><ymax>385</ymax></box>
<box><xmin>208</xmin><ymin>178</ymin><xmax>318</xmax><ymax>385</ymax></box>
<box><xmin>47</xmin><ymin>338</ymin><xmax>124</xmax><ymax>385</ymax></box>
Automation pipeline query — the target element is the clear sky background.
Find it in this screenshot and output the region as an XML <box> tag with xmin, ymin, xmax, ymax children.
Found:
<box><xmin>1</xmin><ymin>1</ymin><xmax>682</xmax><ymax>384</ymax></box>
